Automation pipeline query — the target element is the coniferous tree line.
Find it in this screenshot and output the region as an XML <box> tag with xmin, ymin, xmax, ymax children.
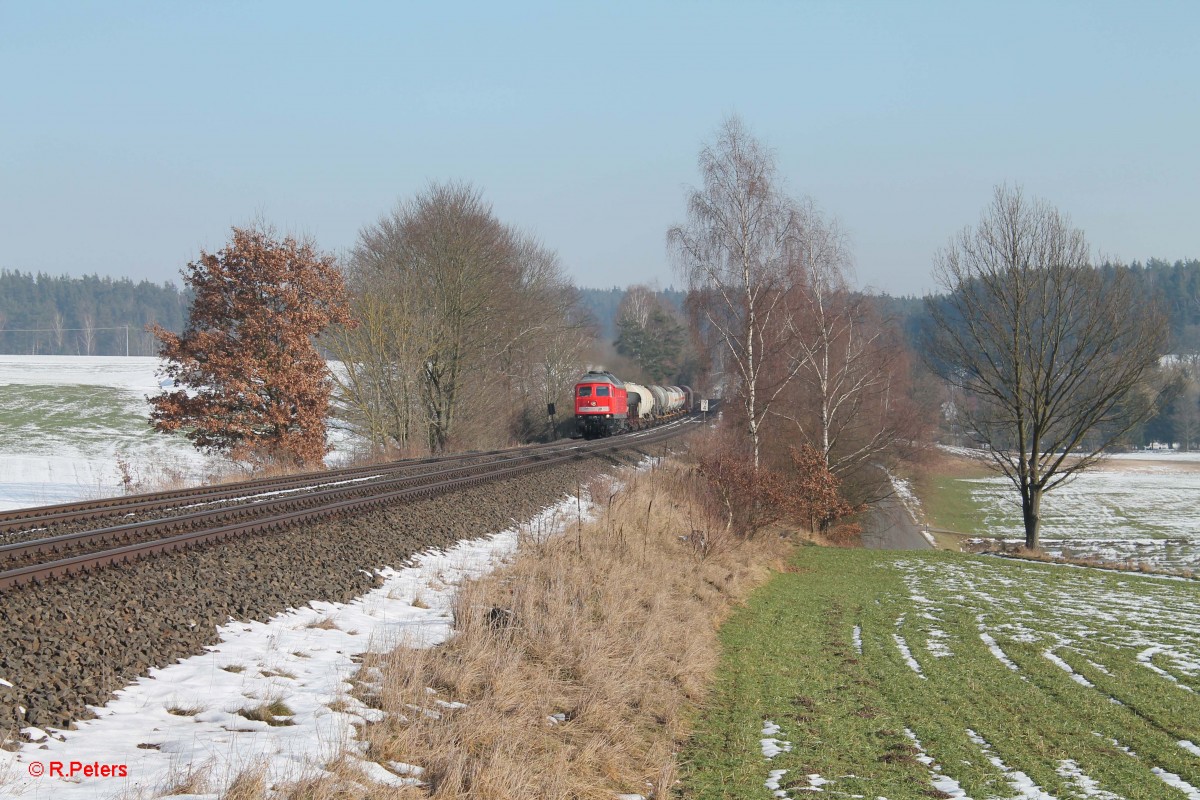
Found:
<box><xmin>0</xmin><ymin>270</ymin><xmax>189</xmax><ymax>356</ymax></box>
<box><xmin>883</xmin><ymin>259</ymin><xmax>1200</xmax><ymax>451</ymax></box>
<box><xmin>576</xmin><ymin>286</ymin><xmax>685</xmax><ymax>343</ymax></box>
<box><xmin>7</xmin><ymin>262</ymin><xmax>1196</xmax><ymax>365</ymax></box>
<box><xmin>883</xmin><ymin>259</ymin><xmax>1200</xmax><ymax>357</ymax></box>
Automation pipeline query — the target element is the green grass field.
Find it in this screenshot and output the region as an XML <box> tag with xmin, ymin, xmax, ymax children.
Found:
<box><xmin>682</xmin><ymin>547</ymin><xmax>1200</xmax><ymax>798</ymax></box>
<box><xmin>917</xmin><ymin>459</ymin><xmax>992</xmax><ymax>537</ymax></box>
<box><xmin>0</xmin><ymin>384</ymin><xmax>148</xmax><ymax>451</ymax></box>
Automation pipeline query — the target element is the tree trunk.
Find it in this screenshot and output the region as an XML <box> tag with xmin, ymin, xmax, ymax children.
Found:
<box><xmin>1022</xmin><ymin>488</ymin><xmax>1042</xmax><ymax>549</ymax></box>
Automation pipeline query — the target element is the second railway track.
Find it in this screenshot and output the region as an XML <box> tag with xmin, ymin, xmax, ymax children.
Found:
<box><xmin>0</xmin><ymin>419</ymin><xmax>695</xmax><ymax>590</ymax></box>
<box><xmin>0</xmin><ymin>435</ymin><xmax>613</xmax><ymax>535</ymax></box>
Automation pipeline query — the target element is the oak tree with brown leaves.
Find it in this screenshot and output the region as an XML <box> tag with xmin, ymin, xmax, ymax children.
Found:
<box><xmin>149</xmin><ymin>226</ymin><xmax>354</xmax><ymax>468</ymax></box>
<box><xmin>782</xmin><ymin>444</ymin><xmax>862</xmax><ymax>534</ymax></box>
<box><xmin>697</xmin><ymin>443</ymin><xmax>860</xmax><ymax>539</ymax></box>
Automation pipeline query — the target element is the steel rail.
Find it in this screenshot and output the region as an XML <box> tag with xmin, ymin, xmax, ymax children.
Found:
<box><xmin>0</xmin><ymin>437</ymin><xmax>600</xmax><ymax>533</ymax></box>
<box><xmin>0</xmin><ymin>439</ymin><xmax>605</xmax><ymax>566</ymax></box>
<box><xmin>0</xmin><ymin>419</ymin><xmax>693</xmax><ymax>590</ymax></box>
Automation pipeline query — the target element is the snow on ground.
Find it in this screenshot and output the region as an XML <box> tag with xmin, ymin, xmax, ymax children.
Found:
<box><xmin>1055</xmin><ymin>759</ymin><xmax>1123</xmax><ymax>800</ymax></box>
<box><xmin>900</xmin><ymin>556</ymin><xmax>1200</xmax><ymax>700</ymax></box>
<box><xmin>887</xmin><ymin>473</ymin><xmax>923</xmax><ymax>526</ymax></box>
<box><xmin>954</xmin><ymin>459</ymin><xmax>1200</xmax><ymax>569</ymax></box>
<box><xmin>0</xmin><ymin>495</ymin><xmax>590</xmax><ymax>799</ymax></box>
<box><xmin>903</xmin><ymin>728</ymin><xmax>968</xmax><ymax>798</ymax></box>
<box><xmin>893</xmin><ymin>556</ymin><xmax>1200</xmax><ymax>797</ymax></box>
<box><xmin>966</xmin><ymin>728</ymin><xmax>1054</xmax><ymax>799</ymax></box>
<box><xmin>1107</xmin><ymin>451</ymin><xmax>1200</xmax><ymax>463</ymax></box>
<box><xmin>760</xmin><ymin>720</ymin><xmax>792</xmax><ymax>759</ymax></box>
<box><xmin>887</xmin><ymin>471</ymin><xmax>936</xmax><ymax>547</ymax></box>
<box><xmin>892</xmin><ymin>616</ymin><xmax>925</xmax><ymax>679</ymax></box>
<box><xmin>0</xmin><ymin>355</ymin><xmax>358</xmax><ymax>512</ymax></box>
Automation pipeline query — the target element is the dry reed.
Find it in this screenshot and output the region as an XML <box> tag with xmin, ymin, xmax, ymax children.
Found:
<box><xmin>347</xmin><ymin>458</ymin><xmax>791</xmax><ymax>799</ymax></box>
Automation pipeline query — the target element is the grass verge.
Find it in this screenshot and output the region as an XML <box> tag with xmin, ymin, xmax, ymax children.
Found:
<box><xmin>915</xmin><ymin>453</ymin><xmax>991</xmax><ymax>536</ymax></box>
<box><xmin>347</xmin><ymin>458</ymin><xmax>792</xmax><ymax>799</ymax></box>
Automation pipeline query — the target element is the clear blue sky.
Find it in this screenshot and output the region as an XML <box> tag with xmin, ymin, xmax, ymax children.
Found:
<box><xmin>2</xmin><ymin>1</ymin><xmax>1197</xmax><ymax>296</ymax></box>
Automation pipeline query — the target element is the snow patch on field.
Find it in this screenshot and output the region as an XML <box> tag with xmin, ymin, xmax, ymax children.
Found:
<box><xmin>900</xmin><ymin>557</ymin><xmax>1200</xmax><ymax>689</ymax></box>
<box><xmin>1138</xmin><ymin>646</ymin><xmax>1196</xmax><ymax>692</ymax></box>
<box><xmin>925</xmin><ymin>629</ymin><xmax>953</xmax><ymax>658</ymax></box>
<box><xmin>1043</xmin><ymin>649</ymin><xmax>1094</xmax><ymax>687</ymax></box>
<box><xmin>958</xmin><ymin>462</ymin><xmax>1200</xmax><ymax>569</ymax></box>
<box><xmin>978</xmin><ymin>629</ymin><xmax>1020</xmax><ymax>672</ymax></box>
<box><xmin>966</xmin><ymin>728</ymin><xmax>1054</xmax><ymax>799</ymax></box>
<box><xmin>891</xmin><ymin>555</ymin><xmax>1200</xmax><ymax>798</ymax></box>
<box><xmin>904</xmin><ymin>728</ymin><xmax>967</xmax><ymax>798</ymax></box>
<box><xmin>1055</xmin><ymin>759</ymin><xmax>1122</xmax><ymax>799</ymax></box>
<box><xmin>1151</xmin><ymin>767</ymin><xmax>1200</xmax><ymax>798</ymax></box>
<box><xmin>893</xmin><ymin>616</ymin><xmax>925</xmax><ymax>678</ymax></box>
<box><xmin>761</xmin><ymin>720</ymin><xmax>793</xmax><ymax>759</ymax></box>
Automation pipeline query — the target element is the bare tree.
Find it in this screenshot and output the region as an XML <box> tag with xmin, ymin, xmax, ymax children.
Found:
<box><xmin>925</xmin><ymin>185</ymin><xmax>1166</xmax><ymax>548</ymax></box>
<box><xmin>1168</xmin><ymin>372</ymin><xmax>1200</xmax><ymax>451</ymax></box>
<box><xmin>327</xmin><ymin>287</ymin><xmax>424</xmax><ymax>452</ymax></box>
<box><xmin>616</xmin><ymin>285</ymin><xmax>657</xmax><ymax>330</ymax></box>
<box><xmin>333</xmin><ymin>182</ymin><xmax>586</xmax><ymax>453</ymax></box>
<box><xmin>777</xmin><ymin>287</ymin><xmax>923</xmax><ymax>498</ymax></box>
<box><xmin>328</xmin><ymin>220</ymin><xmax>429</xmax><ymax>453</ymax></box>
<box><xmin>669</xmin><ymin>116</ymin><xmax>804</xmax><ymax>468</ymax></box>
<box><xmin>80</xmin><ymin>311</ymin><xmax>96</xmax><ymax>356</ymax></box>
<box><xmin>770</xmin><ymin>213</ymin><xmax>885</xmax><ymax>471</ymax></box>
<box><xmin>52</xmin><ymin>313</ymin><xmax>66</xmax><ymax>353</ymax></box>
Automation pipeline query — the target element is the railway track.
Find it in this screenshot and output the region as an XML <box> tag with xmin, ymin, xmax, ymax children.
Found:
<box><xmin>0</xmin><ymin>419</ymin><xmax>695</xmax><ymax>591</ymax></box>
<box><xmin>0</xmin><ymin>438</ymin><xmax>595</xmax><ymax>535</ymax></box>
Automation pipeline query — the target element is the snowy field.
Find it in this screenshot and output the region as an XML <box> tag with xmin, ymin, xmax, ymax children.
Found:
<box><xmin>957</xmin><ymin>456</ymin><xmax>1200</xmax><ymax>570</ymax></box>
<box><xmin>0</xmin><ymin>355</ymin><xmax>356</xmax><ymax>512</ymax></box>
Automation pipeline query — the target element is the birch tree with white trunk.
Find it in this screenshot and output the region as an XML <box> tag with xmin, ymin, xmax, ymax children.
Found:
<box><xmin>668</xmin><ymin>116</ymin><xmax>804</xmax><ymax>469</ymax></box>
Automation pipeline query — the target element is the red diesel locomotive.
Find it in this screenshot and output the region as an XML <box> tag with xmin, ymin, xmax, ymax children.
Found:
<box><xmin>573</xmin><ymin>370</ymin><xmax>628</xmax><ymax>439</ymax></box>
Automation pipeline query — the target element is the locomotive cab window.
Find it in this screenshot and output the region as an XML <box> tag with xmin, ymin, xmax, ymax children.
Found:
<box><xmin>596</xmin><ymin>386</ymin><xmax>610</xmax><ymax>396</ymax></box>
<box><xmin>577</xmin><ymin>386</ymin><xmax>592</xmax><ymax>397</ymax></box>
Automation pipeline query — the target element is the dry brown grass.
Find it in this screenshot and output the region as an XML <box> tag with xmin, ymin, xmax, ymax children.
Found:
<box><xmin>809</xmin><ymin>522</ymin><xmax>864</xmax><ymax>548</ymax></box>
<box><xmin>212</xmin><ymin>758</ymin><xmax>424</xmax><ymax>800</ymax></box>
<box><xmin>268</xmin><ymin>757</ymin><xmax>425</xmax><ymax>800</ymax></box>
<box><xmin>158</xmin><ymin>759</ymin><xmax>212</xmax><ymax>796</ymax></box>
<box><xmin>350</xmin><ymin>457</ymin><xmax>792</xmax><ymax>799</ymax></box>
<box><xmin>221</xmin><ymin>764</ymin><xmax>268</xmax><ymax>800</ymax></box>
<box><xmin>236</xmin><ymin>698</ymin><xmax>296</xmax><ymax>727</ymax></box>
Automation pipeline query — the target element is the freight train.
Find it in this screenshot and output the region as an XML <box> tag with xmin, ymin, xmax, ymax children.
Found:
<box><xmin>573</xmin><ymin>370</ymin><xmax>693</xmax><ymax>439</ymax></box>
